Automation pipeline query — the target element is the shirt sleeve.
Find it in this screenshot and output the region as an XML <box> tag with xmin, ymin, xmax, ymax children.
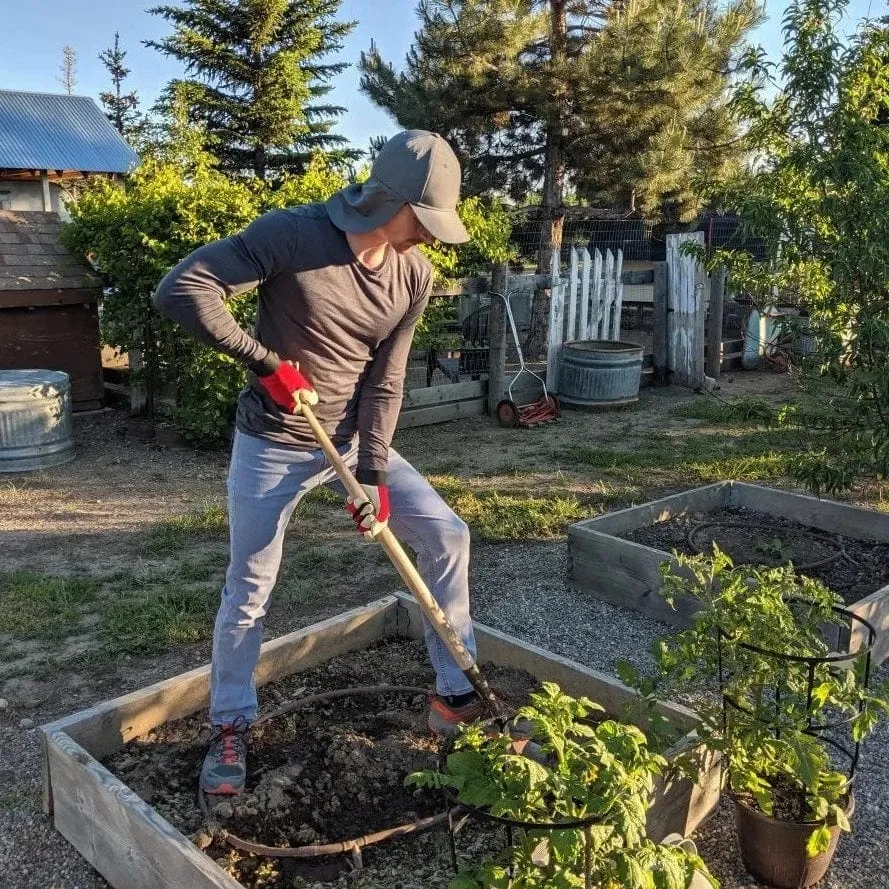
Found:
<box><xmin>356</xmin><ymin>268</ymin><xmax>434</xmax><ymax>483</ymax></box>
<box><xmin>151</xmin><ymin>209</ymin><xmax>299</xmax><ymax>375</ymax></box>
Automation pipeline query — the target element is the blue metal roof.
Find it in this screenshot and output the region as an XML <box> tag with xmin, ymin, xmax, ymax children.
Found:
<box><xmin>0</xmin><ymin>89</ymin><xmax>139</xmax><ymax>173</ymax></box>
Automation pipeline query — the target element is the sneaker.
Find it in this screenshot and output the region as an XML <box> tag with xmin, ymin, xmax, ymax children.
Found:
<box><xmin>200</xmin><ymin>716</ymin><xmax>249</xmax><ymax>795</ymax></box>
<box><xmin>429</xmin><ymin>693</ymin><xmax>549</xmax><ymax>763</ymax></box>
<box><xmin>428</xmin><ymin>692</ymin><xmax>489</xmax><ymax>739</ymax></box>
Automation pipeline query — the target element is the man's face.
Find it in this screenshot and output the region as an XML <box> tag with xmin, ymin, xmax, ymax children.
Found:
<box><xmin>383</xmin><ymin>205</ymin><xmax>436</xmax><ymax>253</ymax></box>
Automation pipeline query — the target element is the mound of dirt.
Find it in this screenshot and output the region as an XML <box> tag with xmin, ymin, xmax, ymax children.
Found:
<box><xmin>103</xmin><ymin>637</ymin><xmax>539</xmax><ymax>887</ymax></box>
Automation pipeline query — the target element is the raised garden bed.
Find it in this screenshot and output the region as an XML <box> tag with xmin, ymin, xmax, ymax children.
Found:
<box><xmin>40</xmin><ymin>593</ymin><xmax>720</xmax><ymax>889</ymax></box>
<box><xmin>568</xmin><ymin>481</ymin><xmax>889</xmax><ymax>662</ymax></box>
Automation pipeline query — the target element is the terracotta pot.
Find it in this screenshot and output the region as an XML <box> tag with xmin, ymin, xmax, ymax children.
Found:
<box><xmin>733</xmin><ymin>794</ymin><xmax>854</xmax><ymax>889</ymax></box>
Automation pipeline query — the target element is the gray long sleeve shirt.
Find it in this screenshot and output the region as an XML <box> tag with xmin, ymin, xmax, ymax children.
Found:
<box><xmin>152</xmin><ymin>203</ymin><xmax>432</xmax><ymax>481</ymax></box>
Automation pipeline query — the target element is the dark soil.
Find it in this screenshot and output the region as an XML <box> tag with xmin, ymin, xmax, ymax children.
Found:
<box><xmin>102</xmin><ymin>637</ymin><xmax>539</xmax><ymax>888</ymax></box>
<box><xmin>733</xmin><ymin>774</ymin><xmax>850</xmax><ymax>825</ymax></box>
<box><xmin>624</xmin><ymin>506</ymin><xmax>889</xmax><ymax>603</ymax></box>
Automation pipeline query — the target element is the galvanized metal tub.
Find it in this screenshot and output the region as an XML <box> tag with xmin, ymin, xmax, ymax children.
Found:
<box><xmin>0</xmin><ymin>369</ymin><xmax>74</xmax><ymax>472</ymax></box>
<box><xmin>557</xmin><ymin>340</ymin><xmax>643</xmax><ymax>407</ymax></box>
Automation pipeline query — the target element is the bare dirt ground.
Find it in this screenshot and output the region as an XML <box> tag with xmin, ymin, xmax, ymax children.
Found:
<box><xmin>2</xmin><ymin>369</ymin><xmax>885</xmax><ymax>888</ymax></box>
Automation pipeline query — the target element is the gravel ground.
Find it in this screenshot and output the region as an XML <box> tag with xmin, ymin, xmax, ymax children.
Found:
<box><xmin>2</xmin><ymin>538</ymin><xmax>886</xmax><ymax>888</ymax></box>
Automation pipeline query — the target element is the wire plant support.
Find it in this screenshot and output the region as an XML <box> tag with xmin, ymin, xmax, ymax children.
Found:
<box><xmin>716</xmin><ymin>599</ymin><xmax>877</xmax><ymax>818</ymax></box>
<box><xmin>436</xmin><ymin>726</ymin><xmax>603</xmax><ymax>889</ymax></box>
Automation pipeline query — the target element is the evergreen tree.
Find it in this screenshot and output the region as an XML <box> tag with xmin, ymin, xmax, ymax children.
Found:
<box><xmin>575</xmin><ymin>1</ymin><xmax>762</xmax><ymax>226</ymax></box>
<box><xmin>147</xmin><ymin>0</ymin><xmax>357</xmax><ymax>178</ymax></box>
<box><xmin>99</xmin><ymin>32</ymin><xmax>141</xmax><ymax>138</ymax></box>
<box><xmin>57</xmin><ymin>45</ymin><xmax>77</xmax><ymax>95</ymax></box>
<box><xmin>360</xmin><ymin>0</ymin><xmax>761</xmax><ymax>251</ymax></box>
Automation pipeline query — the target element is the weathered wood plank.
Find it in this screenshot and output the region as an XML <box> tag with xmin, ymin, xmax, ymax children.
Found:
<box><xmin>578</xmin><ymin>248</ymin><xmax>591</xmax><ymax>341</ymax></box>
<box><xmin>666</xmin><ymin>233</ymin><xmax>706</xmax><ymax>388</ymax></box>
<box><xmin>396</xmin><ymin>398</ymin><xmax>487</xmax><ymax>429</ymax></box>
<box><xmin>566</xmin><ymin>248</ymin><xmax>579</xmax><ymax>342</ymax></box>
<box><xmin>652</xmin><ymin>261</ymin><xmax>668</xmax><ymax>382</ymax></box>
<box><xmin>567</xmin><ymin>535</ymin><xmax>697</xmax><ymax>627</ymax></box>
<box><xmin>730</xmin><ymin>482</ymin><xmax>889</xmax><ymax>543</ymax></box>
<box><xmin>42</xmin><ymin>598</ymin><xmax>397</xmax><ymax>765</ymax></box>
<box><xmin>705</xmin><ymin>266</ymin><xmax>727</xmax><ymax>379</ymax></box>
<box><xmin>601</xmin><ymin>249</ymin><xmax>615</xmax><ymax>340</ymax></box>
<box><xmin>546</xmin><ymin>252</ymin><xmax>565</xmax><ymax>391</ymax></box>
<box><xmin>46</xmin><ymin>730</ymin><xmax>241</xmax><ymax>889</ymax></box>
<box><xmin>589</xmin><ymin>250</ymin><xmax>604</xmax><ymax>339</ymax></box>
<box><xmin>402</xmin><ymin>379</ymin><xmax>486</xmax><ymax>409</ymax></box>
<box><xmin>0</xmin><ymin>287</ymin><xmax>100</xmax><ymax>309</ymax></box>
<box><xmin>611</xmin><ymin>249</ymin><xmax>624</xmax><ymax>340</ymax></box>
<box><xmin>849</xmin><ymin>584</ymin><xmax>889</xmax><ymax>664</ymax></box>
<box><xmin>487</xmin><ymin>263</ymin><xmax>508</xmax><ymax>416</ymax></box>
<box><xmin>571</xmin><ymin>482</ymin><xmax>729</xmax><ymax>536</ymax></box>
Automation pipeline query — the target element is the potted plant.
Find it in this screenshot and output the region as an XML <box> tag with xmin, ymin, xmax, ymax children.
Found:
<box><xmin>621</xmin><ymin>547</ymin><xmax>889</xmax><ymax>889</ymax></box>
<box><xmin>408</xmin><ymin>682</ymin><xmax>718</xmax><ymax>888</ymax></box>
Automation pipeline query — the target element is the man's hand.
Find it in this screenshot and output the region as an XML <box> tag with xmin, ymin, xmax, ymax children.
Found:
<box><xmin>346</xmin><ymin>484</ymin><xmax>390</xmax><ymax>539</ymax></box>
<box><xmin>257</xmin><ymin>360</ymin><xmax>318</xmax><ymax>413</ymax></box>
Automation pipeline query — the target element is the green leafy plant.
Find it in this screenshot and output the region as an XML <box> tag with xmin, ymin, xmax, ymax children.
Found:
<box><xmin>65</xmin><ymin>115</ymin><xmax>514</xmax><ymax>444</ymax></box>
<box><xmin>623</xmin><ymin>546</ymin><xmax>889</xmax><ymax>858</ymax></box>
<box><xmin>408</xmin><ymin>683</ymin><xmax>717</xmax><ymax>889</ymax></box>
<box><xmin>754</xmin><ymin>536</ymin><xmax>792</xmax><ymax>562</ymax></box>
<box><xmin>691</xmin><ymin>0</ymin><xmax>889</xmax><ymax>494</ymax></box>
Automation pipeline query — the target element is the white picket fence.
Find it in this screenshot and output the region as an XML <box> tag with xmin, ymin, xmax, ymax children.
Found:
<box><xmin>546</xmin><ymin>247</ymin><xmax>625</xmax><ymax>390</ymax></box>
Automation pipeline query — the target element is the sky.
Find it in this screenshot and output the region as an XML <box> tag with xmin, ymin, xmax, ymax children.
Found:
<box><xmin>0</xmin><ymin>0</ymin><xmax>883</xmax><ymax>154</ymax></box>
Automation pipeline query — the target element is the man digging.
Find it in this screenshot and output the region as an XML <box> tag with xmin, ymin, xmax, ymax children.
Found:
<box><xmin>153</xmin><ymin>130</ymin><xmax>485</xmax><ymax>796</ymax></box>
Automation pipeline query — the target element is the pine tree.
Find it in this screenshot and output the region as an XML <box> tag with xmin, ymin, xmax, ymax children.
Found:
<box><xmin>147</xmin><ymin>0</ymin><xmax>357</xmax><ymax>179</ymax></box>
<box><xmin>361</xmin><ymin>0</ymin><xmax>760</xmax><ymax>354</ymax></box>
<box><xmin>99</xmin><ymin>32</ymin><xmax>141</xmax><ymax>138</ymax></box>
<box><xmin>574</xmin><ymin>1</ymin><xmax>762</xmax><ymax>226</ymax></box>
<box><xmin>360</xmin><ymin>0</ymin><xmax>760</xmax><ymax>249</ymax></box>
<box><xmin>57</xmin><ymin>45</ymin><xmax>77</xmax><ymax>95</ymax></box>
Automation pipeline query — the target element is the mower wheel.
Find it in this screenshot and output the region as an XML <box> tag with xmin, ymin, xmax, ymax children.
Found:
<box><xmin>496</xmin><ymin>399</ymin><xmax>519</xmax><ymax>427</ymax></box>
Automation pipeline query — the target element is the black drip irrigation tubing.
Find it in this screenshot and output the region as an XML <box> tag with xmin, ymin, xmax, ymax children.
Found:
<box><xmin>198</xmin><ymin>683</ymin><xmax>456</xmax><ymax>869</ymax></box>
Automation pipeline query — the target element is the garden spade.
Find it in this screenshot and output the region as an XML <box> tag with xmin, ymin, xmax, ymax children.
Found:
<box><xmin>298</xmin><ymin>401</ymin><xmax>506</xmax><ymax>720</ymax></box>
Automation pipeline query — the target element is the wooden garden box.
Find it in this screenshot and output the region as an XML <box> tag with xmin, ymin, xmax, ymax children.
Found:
<box><xmin>568</xmin><ymin>481</ymin><xmax>889</xmax><ymax>663</ymax></box>
<box><xmin>41</xmin><ymin>593</ymin><xmax>720</xmax><ymax>889</ymax></box>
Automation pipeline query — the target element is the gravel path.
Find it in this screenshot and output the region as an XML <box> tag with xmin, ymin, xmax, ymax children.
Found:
<box><xmin>2</xmin><ymin>538</ymin><xmax>886</xmax><ymax>888</ymax></box>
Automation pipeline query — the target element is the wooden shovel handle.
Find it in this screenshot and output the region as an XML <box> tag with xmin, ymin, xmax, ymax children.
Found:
<box><xmin>299</xmin><ymin>403</ymin><xmax>502</xmax><ymax>715</ymax></box>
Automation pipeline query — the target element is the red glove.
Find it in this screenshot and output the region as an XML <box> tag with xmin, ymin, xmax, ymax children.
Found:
<box><xmin>257</xmin><ymin>360</ymin><xmax>318</xmax><ymax>413</ymax></box>
<box><xmin>347</xmin><ymin>484</ymin><xmax>390</xmax><ymax>539</ymax></box>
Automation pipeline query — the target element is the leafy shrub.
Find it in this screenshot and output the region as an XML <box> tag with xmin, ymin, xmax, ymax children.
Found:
<box><xmin>66</xmin><ymin>153</ymin><xmax>513</xmax><ymax>443</ymax></box>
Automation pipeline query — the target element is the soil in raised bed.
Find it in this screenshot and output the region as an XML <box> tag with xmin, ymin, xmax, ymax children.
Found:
<box><xmin>623</xmin><ymin>506</ymin><xmax>889</xmax><ymax>603</ymax></box>
<box><xmin>102</xmin><ymin>637</ymin><xmax>540</xmax><ymax>888</ymax></box>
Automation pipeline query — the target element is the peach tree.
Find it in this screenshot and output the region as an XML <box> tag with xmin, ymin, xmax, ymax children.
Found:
<box><xmin>695</xmin><ymin>0</ymin><xmax>889</xmax><ymax>494</ymax></box>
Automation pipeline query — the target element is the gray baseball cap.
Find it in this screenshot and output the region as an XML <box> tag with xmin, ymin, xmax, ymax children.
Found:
<box><xmin>326</xmin><ymin>130</ymin><xmax>469</xmax><ymax>244</ymax></box>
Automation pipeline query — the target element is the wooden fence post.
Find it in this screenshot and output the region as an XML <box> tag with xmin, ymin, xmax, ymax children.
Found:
<box><xmin>546</xmin><ymin>252</ymin><xmax>565</xmax><ymax>392</ymax></box>
<box><xmin>486</xmin><ymin>262</ymin><xmax>508</xmax><ymax>416</ymax></box>
<box><xmin>652</xmin><ymin>261</ymin><xmax>668</xmax><ymax>383</ymax></box>
<box><xmin>610</xmin><ymin>249</ymin><xmax>624</xmax><ymax>340</ymax></box>
<box><xmin>666</xmin><ymin>232</ymin><xmax>706</xmax><ymax>388</ymax></box>
<box><xmin>705</xmin><ymin>265</ymin><xmax>727</xmax><ymax>380</ymax></box>
<box><xmin>578</xmin><ymin>248</ymin><xmax>591</xmax><ymax>339</ymax></box>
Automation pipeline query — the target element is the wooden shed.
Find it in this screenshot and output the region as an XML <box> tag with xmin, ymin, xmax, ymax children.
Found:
<box><xmin>0</xmin><ymin>210</ymin><xmax>104</xmax><ymax>411</ymax></box>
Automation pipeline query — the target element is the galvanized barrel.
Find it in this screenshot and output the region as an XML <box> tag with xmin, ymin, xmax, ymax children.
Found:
<box><xmin>0</xmin><ymin>369</ymin><xmax>74</xmax><ymax>472</ymax></box>
<box><xmin>557</xmin><ymin>340</ymin><xmax>643</xmax><ymax>407</ymax></box>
